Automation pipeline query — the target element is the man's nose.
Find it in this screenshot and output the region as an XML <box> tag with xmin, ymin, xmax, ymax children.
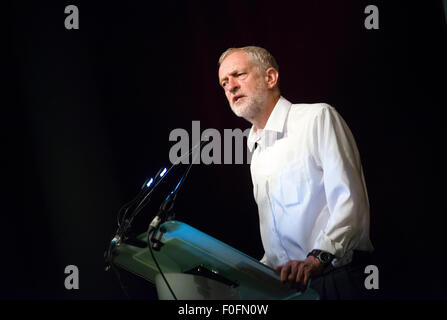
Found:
<box><xmin>227</xmin><ymin>78</ymin><xmax>240</xmax><ymax>94</ymax></box>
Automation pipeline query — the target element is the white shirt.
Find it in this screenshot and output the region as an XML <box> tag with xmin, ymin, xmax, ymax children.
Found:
<box><xmin>248</xmin><ymin>97</ymin><xmax>374</xmax><ymax>268</ymax></box>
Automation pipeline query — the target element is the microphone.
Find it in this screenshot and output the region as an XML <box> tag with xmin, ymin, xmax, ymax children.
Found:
<box><xmin>107</xmin><ymin>140</ymin><xmax>202</xmax><ymax>270</ymax></box>
<box><xmin>141</xmin><ymin>167</ymin><xmax>167</xmax><ymax>190</ymax></box>
<box><xmin>147</xmin><ymin>138</ymin><xmax>209</xmax><ymax>237</ymax></box>
<box><xmin>130</xmin><ymin>136</ymin><xmax>207</xmax><ymax>219</ymax></box>
<box><xmin>114</xmin><ymin>136</ymin><xmax>209</xmax><ymax>246</ymax></box>
<box><xmin>147</xmin><ymin>177</ymin><xmax>183</xmax><ymax>235</ymax></box>
<box><xmin>111</xmin><ymin>166</ymin><xmax>168</xmax><ymax>246</ymax></box>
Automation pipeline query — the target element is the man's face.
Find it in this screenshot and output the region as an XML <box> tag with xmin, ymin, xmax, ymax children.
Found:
<box><xmin>218</xmin><ymin>51</ymin><xmax>269</xmax><ymax>121</ymax></box>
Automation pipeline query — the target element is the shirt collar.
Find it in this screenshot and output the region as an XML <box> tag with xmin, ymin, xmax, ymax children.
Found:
<box><xmin>247</xmin><ymin>96</ymin><xmax>292</xmax><ymax>152</ymax></box>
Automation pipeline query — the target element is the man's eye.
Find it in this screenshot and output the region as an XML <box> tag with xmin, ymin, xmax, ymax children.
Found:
<box><xmin>237</xmin><ymin>73</ymin><xmax>246</xmax><ymax>77</ymax></box>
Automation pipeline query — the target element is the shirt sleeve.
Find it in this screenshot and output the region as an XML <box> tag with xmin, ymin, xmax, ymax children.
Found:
<box><xmin>312</xmin><ymin>105</ymin><xmax>371</xmax><ymax>258</ymax></box>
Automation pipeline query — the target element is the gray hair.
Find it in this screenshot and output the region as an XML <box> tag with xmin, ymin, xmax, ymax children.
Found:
<box><xmin>218</xmin><ymin>46</ymin><xmax>279</xmax><ymax>73</ymax></box>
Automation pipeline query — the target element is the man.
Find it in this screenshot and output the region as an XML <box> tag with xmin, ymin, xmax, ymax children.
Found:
<box><xmin>218</xmin><ymin>46</ymin><xmax>375</xmax><ymax>299</ymax></box>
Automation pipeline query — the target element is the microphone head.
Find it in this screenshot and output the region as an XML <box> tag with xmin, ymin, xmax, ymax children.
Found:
<box><xmin>145</xmin><ymin>177</ymin><xmax>154</xmax><ymax>188</ymax></box>
<box><xmin>141</xmin><ymin>167</ymin><xmax>168</xmax><ymax>189</ymax></box>
<box><xmin>159</xmin><ymin>168</ymin><xmax>167</xmax><ymax>178</ymax></box>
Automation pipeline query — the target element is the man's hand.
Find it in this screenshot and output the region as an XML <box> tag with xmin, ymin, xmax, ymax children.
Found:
<box><xmin>275</xmin><ymin>256</ymin><xmax>324</xmax><ymax>291</ymax></box>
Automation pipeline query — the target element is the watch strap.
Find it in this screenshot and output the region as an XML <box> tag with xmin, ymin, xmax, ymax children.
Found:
<box><xmin>307</xmin><ymin>249</ymin><xmax>334</xmax><ymax>267</ymax></box>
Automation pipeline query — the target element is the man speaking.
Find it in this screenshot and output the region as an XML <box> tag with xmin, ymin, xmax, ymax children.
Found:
<box><xmin>218</xmin><ymin>46</ymin><xmax>374</xmax><ymax>299</ymax></box>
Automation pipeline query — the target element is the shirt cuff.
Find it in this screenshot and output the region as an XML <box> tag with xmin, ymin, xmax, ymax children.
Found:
<box><xmin>314</xmin><ymin>226</ymin><xmax>353</xmax><ymax>258</ymax></box>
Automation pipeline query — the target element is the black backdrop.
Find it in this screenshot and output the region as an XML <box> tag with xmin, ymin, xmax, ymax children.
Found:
<box><xmin>4</xmin><ymin>1</ymin><xmax>446</xmax><ymax>300</ymax></box>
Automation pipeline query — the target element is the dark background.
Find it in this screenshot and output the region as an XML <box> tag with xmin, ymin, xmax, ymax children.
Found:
<box><xmin>4</xmin><ymin>0</ymin><xmax>446</xmax><ymax>300</ymax></box>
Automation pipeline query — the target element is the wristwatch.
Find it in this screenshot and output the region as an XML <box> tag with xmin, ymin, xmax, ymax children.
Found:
<box><xmin>307</xmin><ymin>249</ymin><xmax>334</xmax><ymax>267</ymax></box>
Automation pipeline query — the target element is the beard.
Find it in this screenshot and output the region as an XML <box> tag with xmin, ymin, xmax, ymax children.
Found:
<box><xmin>230</xmin><ymin>81</ymin><xmax>269</xmax><ymax>122</ymax></box>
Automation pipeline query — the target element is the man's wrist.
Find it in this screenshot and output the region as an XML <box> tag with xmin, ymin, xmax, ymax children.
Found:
<box><xmin>307</xmin><ymin>249</ymin><xmax>334</xmax><ymax>268</ymax></box>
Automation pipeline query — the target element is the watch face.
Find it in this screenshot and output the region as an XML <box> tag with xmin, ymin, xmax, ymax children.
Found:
<box><xmin>320</xmin><ymin>252</ymin><xmax>332</xmax><ymax>263</ymax></box>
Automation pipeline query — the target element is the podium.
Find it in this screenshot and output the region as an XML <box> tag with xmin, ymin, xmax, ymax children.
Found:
<box><xmin>111</xmin><ymin>220</ymin><xmax>319</xmax><ymax>300</ymax></box>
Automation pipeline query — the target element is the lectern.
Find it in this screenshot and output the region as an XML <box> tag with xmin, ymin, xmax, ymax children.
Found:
<box><xmin>110</xmin><ymin>220</ymin><xmax>319</xmax><ymax>300</ymax></box>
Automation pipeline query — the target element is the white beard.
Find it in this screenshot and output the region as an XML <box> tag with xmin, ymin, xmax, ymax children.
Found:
<box><xmin>230</xmin><ymin>81</ymin><xmax>269</xmax><ymax>122</ymax></box>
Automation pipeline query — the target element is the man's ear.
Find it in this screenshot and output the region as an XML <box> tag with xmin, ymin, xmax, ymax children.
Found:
<box><xmin>265</xmin><ymin>67</ymin><xmax>279</xmax><ymax>89</ymax></box>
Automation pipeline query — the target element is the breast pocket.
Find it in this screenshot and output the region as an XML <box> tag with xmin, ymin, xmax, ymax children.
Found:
<box><xmin>277</xmin><ymin>161</ymin><xmax>309</xmax><ymax>206</ymax></box>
